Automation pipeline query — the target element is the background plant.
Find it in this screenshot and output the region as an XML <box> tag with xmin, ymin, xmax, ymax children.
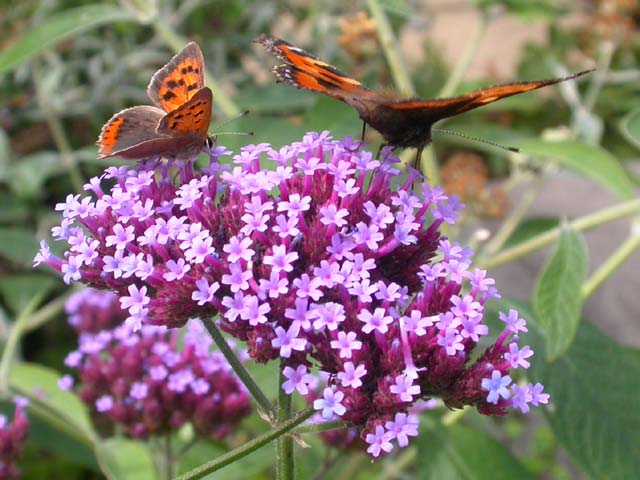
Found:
<box><xmin>0</xmin><ymin>0</ymin><xmax>638</xmax><ymax>479</ymax></box>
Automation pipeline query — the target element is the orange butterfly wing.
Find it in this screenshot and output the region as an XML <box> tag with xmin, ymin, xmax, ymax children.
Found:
<box><xmin>383</xmin><ymin>70</ymin><xmax>593</xmax><ymax>116</ymax></box>
<box><xmin>147</xmin><ymin>42</ymin><xmax>206</xmax><ymax>113</ymax></box>
<box><xmin>256</xmin><ymin>34</ymin><xmax>372</xmax><ymax>101</ymax></box>
<box><xmin>156</xmin><ymin>86</ymin><xmax>212</xmax><ymax>139</ymax></box>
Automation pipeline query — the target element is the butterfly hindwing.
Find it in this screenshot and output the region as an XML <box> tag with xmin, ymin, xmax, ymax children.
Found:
<box><xmin>98</xmin><ymin>106</ymin><xmax>167</xmax><ymax>158</ymax></box>
<box><xmin>156</xmin><ymin>87</ymin><xmax>213</xmax><ymax>138</ymax></box>
<box><xmin>147</xmin><ymin>42</ymin><xmax>206</xmax><ymax>113</ymax></box>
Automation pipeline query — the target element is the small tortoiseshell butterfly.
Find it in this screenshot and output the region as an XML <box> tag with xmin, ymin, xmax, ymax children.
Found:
<box><xmin>98</xmin><ymin>42</ymin><xmax>214</xmax><ymax>160</ymax></box>
<box><xmin>257</xmin><ymin>34</ymin><xmax>593</xmax><ymax>163</ymax></box>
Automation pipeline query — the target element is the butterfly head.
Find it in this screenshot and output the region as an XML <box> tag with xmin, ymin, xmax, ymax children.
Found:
<box><xmin>204</xmin><ymin>135</ymin><xmax>217</xmax><ymax>151</ymax></box>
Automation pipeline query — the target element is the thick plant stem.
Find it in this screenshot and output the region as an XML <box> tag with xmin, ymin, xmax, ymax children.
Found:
<box><xmin>582</xmin><ymin>220</ymin><xmax>640</xmax><ymax>299</ymax></box>
<box><xmin>175</xmin><ymin>407</ymin><xmax>315</xmax><ymax>480</ymax></box>
<box><xmin>152</xmin><ymin>20</ymin><xmax>241</xmax><ymax>118</ymax></box>
<box><xmin>203</xmin><ymin>319</ymin><xmax>275</xmax><ymax>420</ymax></box>
<box><xmin>478</xmin><ymin>199</ymin><xmax>640</xmax><ymax>270</ymax></box>
<box><xmin>366</xmin><ymin>0</ymin><xmax>415</xmax><ymax>96</ymax></box>
<box><xmin>276</xmin><ymin>362</ymin><xmax>294</xmax><ymax>480</ymax></box>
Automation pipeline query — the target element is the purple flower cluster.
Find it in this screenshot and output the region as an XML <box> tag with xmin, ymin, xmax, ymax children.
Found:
<box><xmin>0</xmin><ymin>398</ymin><xmax>29</xmax><ymax>479</ymax></box>
<box><xmin>59</xmin><ymin>288</ymin><xmax>251</xmax><ymax>440</ymax></box>
<box><xmin>36</xmin><ymin>131</ymin><xmax>548</xmax><ymax>456</ymax></box>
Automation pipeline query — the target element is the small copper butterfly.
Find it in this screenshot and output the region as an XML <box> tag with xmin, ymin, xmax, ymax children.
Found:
<box><xmin>257</xmin><ymin>34</ymin><xmax>593</xmax><ymax>163</ymax></box>
<box><xmin>97</xmin><ymin>42</ymin><xmax>214</xmax><ymax>160</ymax></box>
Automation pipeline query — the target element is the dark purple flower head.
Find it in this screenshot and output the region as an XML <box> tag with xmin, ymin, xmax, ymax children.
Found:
<box><xmin>37</xmin><ymin>132</ymin><xmax>547</xmax><ymax>456</ymax></box>
<box><xmin>60</xmin><ymin>288</ymin><xmax>250</xmax><ymax>440</ymax></box>
<box><xmin>0</xmin><ymin>399</ymin><xmax>29</xmax><ymax>479</ymax></box>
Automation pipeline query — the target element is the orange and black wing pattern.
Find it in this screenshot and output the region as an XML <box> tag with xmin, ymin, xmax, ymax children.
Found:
<box><xmin>156</xmin><ymin>87</ymin><xmax>213</xmax><ymax>139</ymax></box>
<box><xmin>255</xmin><ymin>34</ymin><xmax>373</xmax><ymax>102</ymax></box>
<box><xmin>147</xmin><ymin>42</ymin><xmax>206</xmax><ymax>113</ymax></box>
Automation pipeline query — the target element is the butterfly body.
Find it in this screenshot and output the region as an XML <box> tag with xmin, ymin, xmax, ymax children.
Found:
<box><xmin>258</xmin><ymin>34</ymin><xmax>593</xmax><ymax>158</ymax></box>
<box><xmin>98</xmin><ymin>42</ymin><xmax>213</xmax><ymax>160</ymax></box>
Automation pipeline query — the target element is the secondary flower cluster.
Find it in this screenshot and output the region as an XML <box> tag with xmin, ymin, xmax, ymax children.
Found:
<box><xmin>37</xmin><ymin>132</ymin><xmax>548</xmax><ymax>456</ymax></box>
<box><xmin>59</xmin><ymin>288</ymin><xmax>251</xmax><ymax>440</ymax></box>
<box><xmin>0</xmin><ymin>398</ymin><xmax>29</xmax><ymax>479</ymax></box>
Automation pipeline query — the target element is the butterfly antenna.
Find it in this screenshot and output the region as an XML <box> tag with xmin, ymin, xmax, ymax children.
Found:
<box><xmin>215</xmin><ymin>131</ymin><xmax>256</xmax><ymax>137</ymax></box>
<box><xmin>210</xmin><ymin>110</ymin><xmax>251</xmax><ymax>136</ymax></box>
<box><xmin>432</xmin><ymin>128</ymin><xmax>519</xmax><ymax>153</ymax></box>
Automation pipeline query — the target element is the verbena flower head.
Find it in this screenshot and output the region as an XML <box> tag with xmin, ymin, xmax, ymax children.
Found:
<box><xmin>0</xmin><ymin>398</ymin><xmax>29</xmax><ymax>479</ymax></box>
<box><xmin>36</xmin><ymin>132</ymin><xmax>548</xmax><ymax>456</ymax></box>
<box><xmin>60</xmin><ymin>288</ymin><xmax>251</xmax><ymax>440</ymax></box>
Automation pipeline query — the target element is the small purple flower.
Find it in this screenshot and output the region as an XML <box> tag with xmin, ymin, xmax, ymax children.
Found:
<box><xmin>337</xmin><ymin>362</ymin><xmax>367</xmax><ymax>388</ymax></box>
<box><xmin>504</xmin><ymin>343</ymin><xmax>534</xmax><ymax>369</ymax></box>
<box><xmin>385</xmin><ymin>413</ymin><xmax>419</xmax><ymax>448</ymax></box>
<box><xmin>313</xmin><ymin>387</ymin><xmax>347</xmax><ymax>419</ymax></box>
<box><xmin>95</xmin><ymin>395</ymin><xmax>114</xmax><ymax>412</ymax></box>
<box><xmin>282</xmin><ymin>365</ymin><xmax>315</xmax><ymax>395</ymax></box>
<box><xmin>482</xmin><ymin>370</ymin><xmax>512</xmax><ymax>404</ymax></box>
<box><xmin>365</xmin><ymin>425</ymin><xmax>394</xmax><ymax>457</ymax></box>
<box><xmin>359</xmin><ymin>308</ymin><xmax>393</xmax><ymax>334</ymax></box>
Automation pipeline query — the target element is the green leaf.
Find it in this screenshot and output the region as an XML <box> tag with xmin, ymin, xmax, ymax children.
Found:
<box><xmin>0</xmin><ymin>274</ymin><xmax>58</xmax><ymax>314</ymax></box>
<box><xmin>503</xmin><ymin>217</ymin><xmax>560</xmax><ymax>249</ymax></box>
<box><xmin>10</xmin><ymin>363</ymin><xmax>96</xmax><ymax>445</ymax></box>
<box><xmin>0</xmin><ymin>4</ymin><xmax>135</xmax><ymax>75</ymax></box>
<box><xmin>533</xmin><ymin>226</ymin><xmax>588</xmax><ymax>360</ymax></box>
<box><xmin>96</xmin><ymin>438</ymin><xmax>156</xmax><ymax>480</ymax></box>
<box><xmin>620</xmin><ymin>106</ymin><xmax>640</xmax><ymax>150</ymax></box>
<box><xmin>0</xmin><ymin>227</ymin><xmax>41</xmax><ymax>268</ymax></box>
<box><xmin>497</xmin><ymin>299</ymin><xmax>640</xmax><ymax>480</ymax></box>
<box><xmin>516</xmin><ymin>139</ymin><xmax>634</xmax><ymax>200</ymax></box>
<box><xmin>418</xmin><ymin>419</ymin><xmax>534</xmax><ymax>479</ymax></box>
<box><xmin>7</xmin><ymin>151</ymin><xmax>66</xmax><ymax>199</ymax></box>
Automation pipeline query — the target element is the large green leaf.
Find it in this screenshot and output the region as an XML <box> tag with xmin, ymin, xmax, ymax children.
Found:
<box><xmin>96</xmin><ymin>438</ymin><xmax>156</xmax><ymax>480</ymax></box>
<box><xmin>533</xmin><ymin>226</ymin><xmax>588</xmax><ymax>360</ymax></box>
<box><xmin>0</xmin><ymin>4</ymin><xmax>135</xmax><ymax>75</ymax></box>
<box><xmin>516</xmin><ymin>139</ymin><xmax>634</xmax><ymax>200</ymax></box>
<box><xmin>0</xmin><ymin>274</ymin><xmax>58</xmax><ymax>315</ymax></box>
<box><xmin>9</xmin><ymin>363</ymin><xmax>96</xmax><ymax>445</ymax></box>
<box><xmin>496</xmin><ymin>299</ymin><xmax>640</xmax><ymax>480</ymax></box>
<box><xmin>418</xmin><ymin>419</ymin><xmax>534</xmax><ymax>479</ymax></box>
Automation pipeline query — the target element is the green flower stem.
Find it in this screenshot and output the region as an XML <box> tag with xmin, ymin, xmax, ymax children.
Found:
<box><xmin>479</xmin><ymin>176</ymin><xmax>545</xmax><ymax>259</ymax></box>
<box><xmin>175</xmin><ymin>407</ymin><xmax>315</xmax><ymax>480</ymax></box>
<box><xmin>478</xmin><ymin>199</ymin><xmax>640</xmax><ymax>270</ymax></box>
<box><xmin>438</xmin><ymin>11</ymin><xmax>489</xmax><ymax>98</ymax></box>
<box><xmin>582</xmin><ymin>219</ymin><xmax>640</xmax><ymax>299</ymax></box>
<box><xmin>293</xmin><ymin>420</ymin><xmax>344</xmax><ymax>435</ymax></box>
<box><xmin>276</xmin><ymin>362</ymin><xmax>294</xmax><ymax>480</ymax></box>
<box><xmin>366</xmin><ymin>0</ymin><xmax>415</xmax><ymax>96</ymax></box>
<box><xmin>0</xmin><ymin>293</ymin><xmax>44</xmax><ymax>393</ymax></box>
<box><xmin>25</xmin><ymin>291</ymin><xmax>71</xmax><ymax>332</ymax></box>
<box><xmin>33</xmin><ymin>63</ymin><xmax>84</xmax><ymax>193</ymax></box>
<box><xmin>203</xmin><ymin>319</ymin><xmax>275</xmax><ymax>420</ymax></box>
<box><xmin>152</xmin><ymin>20</ymin><xmax>241</xmax><ymax>118</ymax></box>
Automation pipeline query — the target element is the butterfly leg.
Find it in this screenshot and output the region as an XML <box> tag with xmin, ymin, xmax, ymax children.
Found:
<box><xmin>375</xmin><ymin>143</ymin><xmax>387</xmax><ymax>160</ymax></box>
<box><xmin>413</xmin><ymin>147</ymin><xmax>424</xmax><ymax>170</ymax></box>
<box><xmin>360</xmin><ymin>121</ymin><xmax>367</xmax><ymax>142</ymax></box>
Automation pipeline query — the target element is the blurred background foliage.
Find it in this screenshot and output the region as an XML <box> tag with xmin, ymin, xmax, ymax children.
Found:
<box><xmin>0</xmin><ymin>0</ymin><xmax>639</xmax><ymax>478</ymax></box>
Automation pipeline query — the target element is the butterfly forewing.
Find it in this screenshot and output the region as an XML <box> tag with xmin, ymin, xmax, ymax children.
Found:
<box><xmin>147</xmin><ymin>42</ymin><xmax>206</xmax><ymax>113</ymax></box>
